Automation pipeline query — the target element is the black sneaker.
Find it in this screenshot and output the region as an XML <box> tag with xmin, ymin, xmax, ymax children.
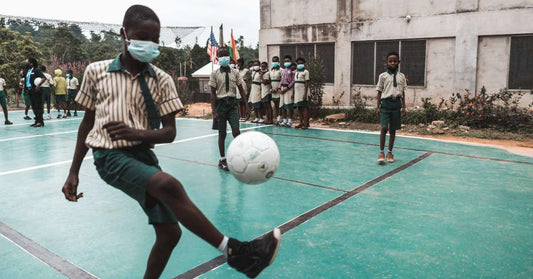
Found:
<box><xmin>227</xmin><ymin>228</ymin><xmax>281</xmax><ymax>278</ymax></box>
<box><xmin>5</xmin><ymin>120</ymin><xmax>12</xmax><ymax>125</ymax></box>
<box><xmin>218</xmin><ymin>158</ymin><xmax>229</xmax><ymax>171</ymax></box>
<box><xmin>73</xmin><ymin>112</ymin><xmax>78</xmax><ymax>117</ymax></box>
<box><xmin>24</xmin><ymin>116</ymin><xmax>31</xmax><ymax>120</ymax></box>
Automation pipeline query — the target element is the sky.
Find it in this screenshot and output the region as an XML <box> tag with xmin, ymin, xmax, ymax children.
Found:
<box><xmin>1</xmin><ymin>0</ymin><xmax>260</xmax><ymax>46</ymax></box>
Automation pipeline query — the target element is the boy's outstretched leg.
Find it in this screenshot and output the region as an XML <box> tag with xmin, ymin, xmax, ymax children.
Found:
<box><xmin>387</xmin><ymin>129</ymin><xmax>396</xmax><ymax>163</ymax></box>
<box><xmin>378</xmin><ymin>126</ymin><xmax>387</xmax><ymax>163</ymax></box>
<box><xmin>144</xmin><ymin>223</ymin><xmax>182</xmax><ymax>279</ymax></box>
<box><xmin>146</xmin><ymin>172</ymin><xmax>281</xmax><ymax>278</ymax></box>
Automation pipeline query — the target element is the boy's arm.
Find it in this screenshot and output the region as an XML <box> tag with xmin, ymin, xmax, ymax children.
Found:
<box><xmin>62</xmin><ymin>109</ymin><xmax>95</xmax><ymax>202</ymax></box>
<box><xmin>377</xmin><ymin>91</ymin><xmax>382</xmax><ymax>116</ymax></box>
<box><xmin>103</xmin><ymin>112</ymin><xmax>179</xmax><ymax>144</ymax></box>
<box><xmin>211</xmin><ymin>86</ymin><xmax>218</xmax><ymax>121</ymax></box>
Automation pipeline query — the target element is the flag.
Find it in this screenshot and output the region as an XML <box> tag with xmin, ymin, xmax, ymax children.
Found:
<box><xmin>230</xmin><ymin>29</ymin><xmax>240</xmax><ymax>61</ymax></box>
<box><xmin>206</xmin><ymin>27</ymin><xmax>219</xmax><ymax>65</ymax></box>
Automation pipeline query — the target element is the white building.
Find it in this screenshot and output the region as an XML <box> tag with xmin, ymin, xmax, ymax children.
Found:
<box><xmin>259</xmin><ymin>0</ymin><xmax>533</xmax><ymax>107</ymax></box>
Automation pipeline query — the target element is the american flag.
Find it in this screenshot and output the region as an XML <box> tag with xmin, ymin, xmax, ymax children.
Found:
<box><xmin>207</xmin><ymin>27</ymin><xmax>219</xmax><ymax>65</ymax></box>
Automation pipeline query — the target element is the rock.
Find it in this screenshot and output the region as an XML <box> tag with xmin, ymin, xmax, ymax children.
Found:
<box><xmin>418</xmin><ymin>123</ymin><xmax>425</xmax><ymax>127</ymax></box>
<box><xmin>401</xmin><ymin>124</ymin><xmax>406</xmax><ymax>128</ymax></box>
<box><xmin>325</xmin><ymin>113</ymin><xmax>346</xmax><ymax>122</ymax></box>
<box><xmin>427</xmin><ymin>124</ymin><xmax>436</xmax><ymax>129</ymax></box>
<box><xmin>443</xmin><ymin>127</ymin><xmax>450</xmax><ymax>131</ymax></box>
<box><xmin>338</xmin><ymin>122</ymin><xmax>347</xmax><ymax>125</ymax></box>
<box><xmin>458</xmin><ymin>125</ymin><xmax>471</xmax><ymax>131</ymax></box>
<box><xmin>433</xmin><ymin>128</ymin><xmax>445</xmax><ymax>134</ymax></box>
<box><xmin>431</xmin><ymin>120</ymin><xmax>445</xmax><ymax>127</ymax></box>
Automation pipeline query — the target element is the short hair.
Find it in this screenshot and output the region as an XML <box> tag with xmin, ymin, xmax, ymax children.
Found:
<box><xmin>122</xmin><ymin>5</ymin><xmax>160</xmax><ymax>29</ymax></box>
<box><xmin>261</xmin><ymin>61</ymin><xmax>268</xmax><ymax>66</ymax></box>
<box><xmin>253</xmin><ymin>60</ymin><xmax>260</xmax><ymax>64</ymax></box>
<box><xmin>387</xmin><ymin>51</ymin><xmax>399</xmax><ymax>59</ymax></box>
<box><xmin>39</xmin><ymin>65</ymin><xmax>47</xmax><ymax>72</ymax></box>
<box><xmin>67</xmin><ymin>69</ymin><xmax>73</xmax><ymax>74</ymax></box>
<box><xmin>290</xmin><ymin>62</ymin><xmax>297</xmax><ymax>67</ymax></box>
<box><xmin>296</xmin><ymin>57</ymin><xmax>306</xmax><ymax>63</ymax></box>
<box><xmin>28</xmin><ymin>58</ymin><xmax>38</xmax><ymax>67</ymax></box>
<box><xmin>217</xmin><ymin>47</ymin><xmax>230</xmax><ymax>55</ymax></box>
<box><xmin>283</xmin><ymin>55</ymin><xmax>292</xmax><ymax>61</ymax></box>
<box><xmin>272</xmin><ymin>56</ymin><xmax>279</xmax><ymax>61</ymax></box>
<box><xmin>237</xmin><ymin>58</ymin><xmax>245</xmax><ymax>64</ymax></box>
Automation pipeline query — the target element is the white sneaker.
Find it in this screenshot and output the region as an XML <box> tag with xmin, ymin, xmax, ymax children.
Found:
<box><xmin>258</xmin><ymin>119</ymin><xmax>265</xmax><ymax>124</ymax></box>
<box><xmin>280</xmin><ymin>119</ymin><xmax>287</xmax><ymax>126</ymax></box>
<box><xmin>252</xmin><ymin>118</ymin><xmax>259</xmax><ymax>123</ymax></box>
<box><xmin>287</xmin><ymin>120</ymin><xmax>292</xmax><ymax>127</ymax></box>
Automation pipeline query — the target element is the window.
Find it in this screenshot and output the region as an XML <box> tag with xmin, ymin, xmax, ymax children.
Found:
<box><xmin>352</xmin><ymin>42</ymin><xmax>374</xmax><ymax>85</ymax></box>
<box><xmin>278</xmin><ymin>43</ymin><xmax>335</xmax><ymax>83</ymax></box>
<box><xmin>401</xmin><ymin>41</ymin><xmax>426</xmax><ymax>86</ymax></box>
<box><xmin>509</xmin><ymin>36</ymin><xmax>533</xmax><ymax>89</ymax></box>
<box><xmin>352</xmin><ymin>40</ymin><xmax>426</xmax><ymax>86</ymax></box>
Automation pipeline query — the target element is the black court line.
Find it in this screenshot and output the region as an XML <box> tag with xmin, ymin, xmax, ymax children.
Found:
<box><xmin>174</xmin><ymin>152</ymin><xmax>432</xmax><ymax>279</ymax></box>
<box><xmin>156</xmin><ymin>154</ymin><xmax>349</xmax><ymax>193</ymax></box>
<box><xmin>0</xmin><ymin>222</ymin><xmax>98</xmax><ymax>279</ymax></box>
<box><xmin>264</xmin><ymin>132</ymin><xmax>533</xmax><ymax>165</ymax></box>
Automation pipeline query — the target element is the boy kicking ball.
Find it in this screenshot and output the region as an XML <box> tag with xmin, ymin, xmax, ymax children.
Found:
<box><xmin>62</xmin><ymin>5</ymin><xmax>279</xmax><ymax>278</ymax></box>
<box><xmin>376</xmin><ymin>51</ymin><xmax>407</xmax><ymax>164</ymax></box>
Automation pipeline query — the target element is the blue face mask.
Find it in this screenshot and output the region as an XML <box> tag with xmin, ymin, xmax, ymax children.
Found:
<box><xmin>124</xmin><ymin>29</ymin><xmax>160</xmax><ymax>63</ymax></box>
<box><xmin>219</xmin><ymin>56</ymin><xmax>230</xmax><ymax>67</ymax></box>
<box><xmin>66</xmin><ymin>74</ymin><xmax>72</xmax><ymax>78</ymax></box>
<box><xmin>284</xmin><ymin>62</ymin><xmax>291</xmax><ymax>68</ymax></box>
<box><xmin>272</xmin><ymin>62</ymin><xmax>280</xmax><ymax>68</ymax></box>
<box><xmin>297</xmin><ymin>64</ymin><xmax>305</xmax><ymax>70</ymax></box>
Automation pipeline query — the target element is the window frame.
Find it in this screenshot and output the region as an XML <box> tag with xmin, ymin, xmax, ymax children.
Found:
<box><xmin>275</xmin><ymin>43</ymin><xmax>336</xmax><ymax>84</ymax></box>
<box><xmin>507</xmin><ymin>35</ymin><xmax>533</xmax><ymax>90</ymax></box>
<box><xmin>351</xmin><ymin>39</ymin><xmax>428</xmax><ymax>88</ymax></box>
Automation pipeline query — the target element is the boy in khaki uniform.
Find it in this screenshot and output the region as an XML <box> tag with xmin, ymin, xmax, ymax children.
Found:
<box><xmin>376</xmin><ymin>51</ymin><xmax>407</xmax><ymax>163</ymax></box>
<box><xmin>269</xmin><ymin>56</ymin><xmax>282</xmax><ymax>125</ymax></box>
<box><xmin>62</xmin><ymin>6</ymin><xmax>279</xmax><ymax>279</ymax></box>
<box><xmin>293</xmin><ymin>57</ymin><xmax>310</xmax><ymax>129</ymax></box>
<box><xmin>210</xmin><ymin>48</ymin><xmax>250</xmax><ymax>170</ymax></box>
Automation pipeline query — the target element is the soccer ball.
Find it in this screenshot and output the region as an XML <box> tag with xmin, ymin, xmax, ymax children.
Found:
<box><xmin>227</xmin><ymin>131</ymin><xmax>280</xmax><ymax>184</ymax></box>
<box><xmin>34</xmin><ymin>77</ymin><xmax>42</xmax><ymax>86</ymax></box>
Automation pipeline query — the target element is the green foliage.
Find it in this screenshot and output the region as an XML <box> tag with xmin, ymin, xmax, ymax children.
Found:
<box><xmin>0</xmin><ymin>25</ymin><xmax>42</xmax><ymax>90</ymax></box>
<box><xmin>307</xmin><ymin>55</ymin><xmax>325</xmax><ymax>117</ymax></box>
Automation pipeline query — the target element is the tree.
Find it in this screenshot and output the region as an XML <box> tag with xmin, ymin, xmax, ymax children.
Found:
<box><xmin>0</xmin><ymin>27</ymin><xmax>42</xmax><ymax>90</ymax></box>
<box><xmin>307</xmin><ymin>55</ymin><xmax>326</xmax><ymax>117</ymax></box>
<box><xmin>50</xmin><ymin>26</ymin><xmax>88</xmax><ymax>63</ymax></box>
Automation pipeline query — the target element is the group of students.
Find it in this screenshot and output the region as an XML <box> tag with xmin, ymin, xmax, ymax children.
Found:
<box><xmin>0</xmin><ymin>60</ymin><xmax>80</xmax><ymax>127</ymax></box>
<box><xmin>232</xmin><ymin>55</ymin><xmax>311</xmax><ymax>129</ymax></box>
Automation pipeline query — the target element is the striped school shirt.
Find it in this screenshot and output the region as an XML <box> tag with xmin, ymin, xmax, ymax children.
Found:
<box><xmin>75</xmin><ymin>55</ymin><xmax>184</xmax><ymax>149</ymax></box>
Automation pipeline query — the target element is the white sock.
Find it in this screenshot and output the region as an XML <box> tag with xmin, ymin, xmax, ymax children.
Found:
<box><xmin>217</xmin><ymin>236</ymin><xmax>229</xmax><ymax>257</ymax></box>
<box><xmin>276</xmin><ymin>115</ymin><xmax>281</xmax><ymax>122</ymax></box>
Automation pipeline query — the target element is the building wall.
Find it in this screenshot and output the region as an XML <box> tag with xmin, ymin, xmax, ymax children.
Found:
<box><xmin>259</xmin><ymin>0</ymin><xmax>533</xmax><ymax>107</ymax></box>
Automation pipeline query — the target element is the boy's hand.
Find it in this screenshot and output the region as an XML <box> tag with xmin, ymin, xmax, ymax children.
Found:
<box><xmin>377</xmin><ymin>107</ymin><xmax>381</xmax><ymax>117</ymax></box>
<box><xmin>103</xmin><ymin>121</ymin><xmax>140</xmax><ymax>141</ymax></box>
<box><xmin>401</xmin><ymin>107</ymin><xmax>406</xmax><ymax>117</ymax></box>
<box><xmin>62</xmin><ymin>173</ymin><xmax>83</xmax><ymax>202</ymax></box>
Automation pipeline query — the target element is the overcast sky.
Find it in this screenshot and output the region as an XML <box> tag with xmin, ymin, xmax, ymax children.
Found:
<box><xmin>1</xmin><ymin>0</ymin><xmax>260</xmax><ymax>46</ymax></box>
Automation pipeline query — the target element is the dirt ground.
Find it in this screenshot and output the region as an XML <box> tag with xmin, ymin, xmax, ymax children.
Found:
<box><xmin>185</xmin><ymin>103</ymin><xmax>533</xmax><ymax>158</ymax></box>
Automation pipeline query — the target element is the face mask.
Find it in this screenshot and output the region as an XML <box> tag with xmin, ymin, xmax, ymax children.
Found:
<box><xmin>124</xmin><ymin>28</ymin><xmax>160</xmax><ymax>63</ymax></box>
<box><xmin>253</xmin><ymin>66</ymin><xmax>260</xmax><ymax>72</ymax></box>
<box><xmin>284</xmin><ymin>62</ymin><xmax>291</xmax><ymax>68</ymax></box>
<box><xmin>272</xmin><ymin>62</ymin><xmax>280</xmax><ymax>68</ymax></box>
<box><xmin>66</xmin><ymin>74</ymin><xmax>72</xmax><ymax>78</ymax></box>
<box><xmin>230</xmin><ymin>64</ymin><xmax>236</xmax><ymax>69</ymax></box>
<box><xmin>297</xmin><ymin>64</ymin><xmax>305</xmax><ymax>70</ymax></box>
<box><xmin>219</xmin><ymin>56</ymin><xmax>230</xmax><ymax>67</ymax></box>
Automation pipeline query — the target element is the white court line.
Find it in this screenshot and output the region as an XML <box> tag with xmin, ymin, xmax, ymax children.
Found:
<box><xmin>0</xmin><ymin>124</ymin><xmax>270</xmax><ymax>176</ymax></box>
<box><xmin>0</xmin><ymin>117</ymin><xmax>82</xmax><ymax>128</ymax></box>
<box><xmin>0</xmin><ymin>130</ymin><xmax>78</xmax><ymax>142</ymax></box>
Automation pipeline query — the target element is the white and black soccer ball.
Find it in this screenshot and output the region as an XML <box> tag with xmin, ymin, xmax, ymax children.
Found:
<box><xmin>227</xmin><ymin>131</ymin><xmax>280</xmax><ymax>184</ymax></box>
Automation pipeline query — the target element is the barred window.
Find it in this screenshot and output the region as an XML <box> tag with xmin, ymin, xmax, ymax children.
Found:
<box><xmin>352</xmin><ymin>40</ymin><xmax>427</xmax><ymax>86</ymax></box>
<box><xmin>352</xmin><ymin>42</ymin><xmax>374</xmax><ymax>85</ymax></box>
<box><xmin>401</xmin><ymin>40</ymin><xmax>426</xmax><ymax>86</ymax></box>
<box><xmin>509</xmin><ymin>36</ymin><xmax>533</xmax><ymax>89</ymax></box>
<box><xmin>278</xmin><ymin>43</ymin><xmax>335</xmax><ymax>83</ymax></box>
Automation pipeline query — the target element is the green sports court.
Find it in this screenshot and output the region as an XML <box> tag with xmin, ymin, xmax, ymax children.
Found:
<box><xmin>0</xmin><ymin>110</ymin><xmax>531</xmax><ymax>278</ymax></box>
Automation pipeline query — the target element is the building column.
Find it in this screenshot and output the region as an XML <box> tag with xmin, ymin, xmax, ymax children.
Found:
<box><xmin>454</xmin><ymin>15</ymin><xmax>478</xmax><ymax>94</ymax></box>
<box><xmin>334</xmin><ymin>23</ymin><xmax>352</xmax><ymax>106</ymax></box>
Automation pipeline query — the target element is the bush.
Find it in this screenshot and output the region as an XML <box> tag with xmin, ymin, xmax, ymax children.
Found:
<box><xmin>318</xmin><ymin>87</ymin><xmax>532</xmax><ymax>133</ymax></box>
